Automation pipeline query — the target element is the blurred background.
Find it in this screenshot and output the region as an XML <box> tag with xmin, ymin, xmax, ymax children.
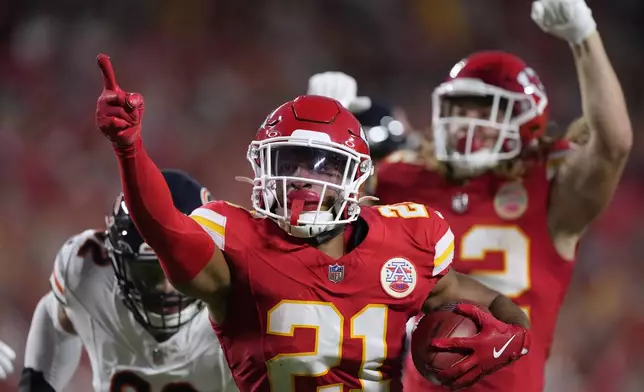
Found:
<box><xmin>0</xmin><ymin>0</ymin><xmax>642</xmax><ymax>391</ymax></box>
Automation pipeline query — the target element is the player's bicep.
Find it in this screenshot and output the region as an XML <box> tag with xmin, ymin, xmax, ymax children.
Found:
<box><xmin>549</xmin><ymin>139</ymin><xmax>625</xmax><ymax>236</ymax></box>
<box><xmin>178</xmin><ymin>249</ymin><xmax>231</xmax><ymax>306</ymax></box>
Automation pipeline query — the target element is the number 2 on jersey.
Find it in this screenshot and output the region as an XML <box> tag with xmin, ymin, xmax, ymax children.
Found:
<box><xmin>460</xmin><ymin>225</ymin><xmax>531</xmax><ymax>318</ymax></box>
<box><xmin>267</xmin><ymin>301</ymin><xmax>388</xmax><ymax>392</ymax></box>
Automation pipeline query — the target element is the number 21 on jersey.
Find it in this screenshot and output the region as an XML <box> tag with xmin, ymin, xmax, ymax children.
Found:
<box><xmin>267</xmin><ymin>301</ymin><xmax>389</xmax><ymax>392</ymax></box>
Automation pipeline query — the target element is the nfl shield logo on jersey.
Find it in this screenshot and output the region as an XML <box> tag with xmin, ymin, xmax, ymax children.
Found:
<box><xmin>328</xmin><ymin>263</ymin><xmax>345</xmax><ymax>283</ymax></box>
<box><xmin>451</xmin><ymin>192</ymin><xmax>469</xmax><ymax>214</ymax></box>
<box><xmin>151</xmin><ymin>347</ymin><xmax>166</xmax><ymax>365</ymax></box>
<box><xmin>494</xmin><ymin>181</ymin><xmax>528</xmax><ymax>220</ymax></box>
<box><xmin>380</xmin><ymin>258</ymin><xmax>417</xmax><ymax>298</ymax></box>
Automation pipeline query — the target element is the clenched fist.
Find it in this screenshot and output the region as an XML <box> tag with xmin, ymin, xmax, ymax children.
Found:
<box><xmin>531</xmin><ymin>0</ymin><xmax>597</xmax><ymax>44</ymax></box>
<box><xmin>95</xmin><ymin>54</ymin><xmax>145</xmax><ymax>147</ymax></box>
<box><xmin>307</xmin><ymin>72</ymin><xmax>371</xmax><ymax>113</ymax></box>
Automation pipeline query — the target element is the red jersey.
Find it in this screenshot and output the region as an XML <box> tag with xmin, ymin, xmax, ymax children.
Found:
<box><xmin>375</xmin><ymin>144</ymin><xmax>575</xmax><ymax>392</ymax></box>
<box><xmin>189</xmin><ymin>200</ymin><xmax>455</xmax><ymax>392</ymax></box>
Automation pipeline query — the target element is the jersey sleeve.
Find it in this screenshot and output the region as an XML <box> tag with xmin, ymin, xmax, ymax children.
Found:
<box><xmin>189</xmin><ymin>200</ymin><xmax>254</xmax><ymax>252</ymax></box>
<box><xmin>49</xmin><ymin>230</ymin><xmax>106</xmax><ymax>306</ymax></box>
<box><xmin>425</xmin><ymin>208</ymin><xmax>454</xmax><ymax>277</ymax></box>
<box><xmin>50</xmin><ymin>245</ymin><xmax>68</xmax><ymax>305</ymax></box>
<box><xmin>189</xmin><ymin>201</ymin><xmax>228</xmax><ymax>251</ymax></box>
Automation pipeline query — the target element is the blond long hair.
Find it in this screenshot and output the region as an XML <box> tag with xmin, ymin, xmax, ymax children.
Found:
<box><xmin>563</xmin><ymin>116</ymin><xmax>589</xmax><ymax>145</ymax></box>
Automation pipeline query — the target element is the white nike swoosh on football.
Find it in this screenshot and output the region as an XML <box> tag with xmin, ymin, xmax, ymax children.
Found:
<box><xmin>493</xmin><ymin>335</ymin><xmax>516</xmax><ymax>358</ymax></box>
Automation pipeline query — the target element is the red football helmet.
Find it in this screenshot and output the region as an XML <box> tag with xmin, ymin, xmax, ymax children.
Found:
<box><xmin>247</xmin><ymin>95</ymin><xmax>373</xmax><ymax>238</ymax></box>
<box><xmin>432</xmin><ymin>51</ymin><xmax>549</xmax><ymax>172</ymax></box>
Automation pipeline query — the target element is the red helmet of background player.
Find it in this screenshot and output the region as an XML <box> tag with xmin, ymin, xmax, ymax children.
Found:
<box><xmin>432</xmin><ymin>51</ymin><xmax>549</xmax><ymax>172</ymax></box>
<box><xmin>247</xmin><ymin>95</ymin><xmax>373</xmax><ymax>238</ymax></box>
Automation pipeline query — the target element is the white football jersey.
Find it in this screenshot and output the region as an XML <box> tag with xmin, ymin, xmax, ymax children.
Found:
<box><xmin>49</xmin><ymin>229</ymin><xmax>238</xmax><ymax>392</ymax></box>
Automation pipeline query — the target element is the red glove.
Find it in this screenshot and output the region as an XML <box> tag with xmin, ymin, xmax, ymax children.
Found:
<box><xmin>95</xmin><ymin>54</ymin><xmax>145</xmax><ymax>148</ymax></box>
<box><xmin>430</xmin><ymin>303</ymin><xmax>531</xmax><ymax>390</ymax></box>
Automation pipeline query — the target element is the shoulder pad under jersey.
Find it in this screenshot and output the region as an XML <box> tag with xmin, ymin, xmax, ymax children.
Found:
<box><xmin>373</xmin><ymin>203</ymin><xmax>454</xmax><ymax>277</ymax></box>
<box><xmin>49</xmin><ymin>229</ymin><xmax>109</xmax><ymax>306</ymax></box>
<box><xmin>189</xmin><ymin>200</ymin><xmax>254</xmax><ymax>251</ymax></box>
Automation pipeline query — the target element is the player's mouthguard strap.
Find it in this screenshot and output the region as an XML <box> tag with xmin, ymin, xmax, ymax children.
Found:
<box><xmin>289</xmin><ymin>199</ymin><xmax>305</xmax><ymax>226</ymax></box>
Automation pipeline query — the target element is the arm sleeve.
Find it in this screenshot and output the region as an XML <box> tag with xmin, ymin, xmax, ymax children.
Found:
<box><xmin>115</xmin><ymin>141</ymin><xmax>215</xmax><ymax>283</ymax></box>
<box><xmin>21</xmin><ymin>292</ymin><xmax>82</xmax><ymax>392</ymax></box>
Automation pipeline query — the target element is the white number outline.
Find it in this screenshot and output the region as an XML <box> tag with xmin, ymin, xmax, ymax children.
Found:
<box><xmin>377</xmin><ymin>202</ymin><xmax>429</xmax><ymax>219</ymax></box>
<box><xmin>350</xmin><ymin>305</ymin><xmax>389</xmax><ymax>391</ymax></box>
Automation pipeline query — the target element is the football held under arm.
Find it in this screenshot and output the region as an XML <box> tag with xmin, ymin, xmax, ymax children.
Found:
<box><xmin>425</xmin><ymin>271</ymin><xmax>530</xmax><ymax>330</ymax></box>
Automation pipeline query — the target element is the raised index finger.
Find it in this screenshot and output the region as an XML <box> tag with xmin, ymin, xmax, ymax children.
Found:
<box><xmin>97</xmin><ymin>53</ymin><xmax>119</xmax><ymax>91</ymax></box>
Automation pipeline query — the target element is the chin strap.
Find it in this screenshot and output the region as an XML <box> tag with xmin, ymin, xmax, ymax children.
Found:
<box><xmin>234</xmin><ymin>176</ymin><xmax>253</xmax><ymax>184</ymax></box>
<box><xmin>358</xmin><ymin>195</ymin><xmax>379</xmax><ymax>204</ymax></box>
<box><xmin>305</xmin><ymin>224</ymin><xmax>346</xmax><ymax>246</ymax></box>
<box><xmin>236</xmin><ymin>175</ymin><xmax>376</xmax><ymax>245</ymax></box>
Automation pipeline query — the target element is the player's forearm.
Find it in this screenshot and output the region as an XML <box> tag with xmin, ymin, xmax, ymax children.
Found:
<box><xmin>488</xmin><ymin>294</ymin><xmax>530</xmax><ymax>329</ymax></box>
<box><xmin>573</xmin><ymin>32</ymin><xmax>632</xmax><ymax>160</ymax></box>
<box><xmin>21</xmin><ymin>293</ymin><xmax>81</xmax><ymax>392</ymax></box>
<box><xmin>445</xmin><ymin>274</ymin><xmax>529</xmax><ymax>328</ymax></box>
<box><xmin>114</xmin><ymin>141</ymin><xmax>215</xmax><ymax>283</ymax></box>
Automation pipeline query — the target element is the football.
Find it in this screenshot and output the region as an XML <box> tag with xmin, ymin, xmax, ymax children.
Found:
<box><xmin>410</xmin><ymin>302</ymin><xmax>488</xmax><ymax>383</ymax></box>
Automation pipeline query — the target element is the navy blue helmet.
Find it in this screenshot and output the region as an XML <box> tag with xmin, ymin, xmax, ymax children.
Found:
<box><xmin>354</xmin><ymin>101</ymin><xmax>408</xmax><ymax>162</ymax></box>
<box><xmin>105</xmin><ymin>169</ymin><xmax>213</xmax><ymax>340</ymax></box>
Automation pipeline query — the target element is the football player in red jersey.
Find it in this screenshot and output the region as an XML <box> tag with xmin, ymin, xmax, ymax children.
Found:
<box><xmin>374</xmin><ymin>1</ymin><xmax>632</xmax><ymax>391</ymax></box>
<box><xmin>94</xmin><ymin>53</ymin><xmax>535</xmax><ymax>391</ymax></box>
